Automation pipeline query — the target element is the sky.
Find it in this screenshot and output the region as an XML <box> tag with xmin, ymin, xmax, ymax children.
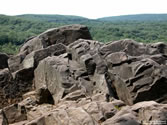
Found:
<box><xmin>0</xmin><ymin>0</ymin><xmax>167</xmax><ymax>19</ymax></box>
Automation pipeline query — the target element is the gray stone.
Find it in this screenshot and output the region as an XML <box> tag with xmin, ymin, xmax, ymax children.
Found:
<box><xmin>20</xmin><ymin>24</ymin><xmax>92</xmax><ymax>54</ymax></box>
<box><xmin>3</xmin><ymin>104</ymin><xmax>27</xmax><ymax>124</ymax></box>
<box><xmin>0</xmin><ymin>110</ymin><xmax>8</xmax><ymax>125</ymax></box>
<box><xmin>22</xmin><ymin>43</ymin><xmax>66</xmax><ymax>69</ymax></box>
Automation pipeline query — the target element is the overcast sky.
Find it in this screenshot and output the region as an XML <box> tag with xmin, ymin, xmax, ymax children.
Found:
<box><xmin>0</xmin><ymin>0</ymin><xmax>167</xmax><ymax>19</ymax></box>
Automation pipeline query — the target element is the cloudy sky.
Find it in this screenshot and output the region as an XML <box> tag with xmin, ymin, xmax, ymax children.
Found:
<box><xmin>0</xmin><ymin>0</ymin><xmax>167</xmax><ymax>19</ymax></box>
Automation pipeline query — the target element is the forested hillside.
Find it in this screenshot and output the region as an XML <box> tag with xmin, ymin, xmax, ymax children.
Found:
<box><xmin>98</xmin><ymin>14</ymin><xmax>167</xmax><ymax>21</ymax></box>
<box><xmin>1</xmin><ymin>14</ymin><xmax>167</xmax><ymax>54</ymax></box>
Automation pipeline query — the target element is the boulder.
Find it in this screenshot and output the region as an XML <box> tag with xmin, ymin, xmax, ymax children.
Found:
<box><xmin>103</xmin><ymin>101</ymin><xmax>167</xmax><ymax>125</ymax></box>
<box><xmin>131</xmin><ymin>101</ymin><xmax>167</xmax><ymax>124</ymax></box>
<box><xmin>8</xmin><ymin>24</ymin><xmax>91</xmax><ymax>73</ymax></box>
<box><xmin>3</xmin><ymin>24</ymin><xmax>167</xmax><ymax>125</ymax></box>
<box><xmin>34</xmin><ymin>54</ymin><xmax>95</xmax><ymax>104</ymax></box>
<box><xmin>100</xmin><ymin>39</ymin><xmax>167</xmax><ymax>105</ymax></box>
<box><xmin>8</xmin><ymin>51</ymin><xmax>28</xmax><ymax>73</ymax></box>
<box><xmin>67</xmin><ymin>39</ymin><xmax>109</xmax><ymax>94</ymax></box>
<box><xmin>6</xmin><ymin>44</ymin><xmax>66</xmax><ymax>105</ymax></box>
<box><xmin>22</xmin><ymin>43</ymin><xmax>66</xmax><ymax>70</ymax></box>
<box><xmin>20</xmin><ymin>24</ymin><xmax>92</xmax><ymax>54</ymax></box>
<box><xmin>100</xmin><ymin>39</ymin><xmax>167</xmax><ymax>57</ymax></box>
<box><xmin>0</xmin><ymin>53</ymin><xmax>9</xmax><ymax>70</ymax></box>
<box><xmin>99</xmin><ymin>39</ymin><xmax>147</xmax><ymax>56</ymax></box>
<box><xmin>34</xmin><ymin>39</ymin><xmax>110</xmax><ymax>104</ymax></box>
<box><xmin>108</xmin><ymin>56</ymin><xmax>167</xmax><ymax>105</ymax></box>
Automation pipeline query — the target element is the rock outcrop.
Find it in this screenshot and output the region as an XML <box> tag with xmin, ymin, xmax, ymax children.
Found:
<box><xmin>1</xmin><ymin>25</ymin><xmax>167</xmax><ymax>124</ymax></box>
<box><xmin>102</xmin><ymin>39</ymin><xmax>167</xmax><ymax>105</ymax></box>
<box><xmin>3</xmin><ymin>24</ymin><xmax>92</xmax><ymax>108</ymax></box>
<box><xmin>20</xmin><ymin>24</ymin><xmax>92</xmax><ymax>54</ymax></box>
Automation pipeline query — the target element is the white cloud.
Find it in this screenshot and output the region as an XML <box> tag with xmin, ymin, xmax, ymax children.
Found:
<box><xmin>0</xmin><ymin>0</ymin><xmax>167</xmax><ymax>19</ymax></box>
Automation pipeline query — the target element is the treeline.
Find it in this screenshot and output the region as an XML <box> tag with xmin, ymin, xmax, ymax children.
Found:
<box><xmin>89</xmin><ymin>21</ymin><xmax>167</xmax><ymax>43</ymax></box>
<box><xmin>1</xmin><ymin>14</ymin><xmax>167</xmax><ymax>54</ymax></box>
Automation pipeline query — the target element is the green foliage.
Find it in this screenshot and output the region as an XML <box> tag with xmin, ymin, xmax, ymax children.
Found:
<box><xmin>114</xmin><ymin>105</ymin><xmax>122</xmax><ymax>111</ymax></box>
<box><xmin>0</xmin><ymin>42</ymin><xmax>19</xmax><ymax>54</ymax></box>
<box><xmin>98</xmin><ymin>14</ymin><xmax>167</xmax><ymax>22</ymax></box>
<box><xmin>1</xmin><ymin>14</ymin><xmax>167</xmax><ymax>54</ymax></box>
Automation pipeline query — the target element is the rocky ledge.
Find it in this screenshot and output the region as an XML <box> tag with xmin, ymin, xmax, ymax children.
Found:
<box><xmin>0</xmin><ymin>24</ymin><xmax>167</xmax><ymax>125</ymax></box>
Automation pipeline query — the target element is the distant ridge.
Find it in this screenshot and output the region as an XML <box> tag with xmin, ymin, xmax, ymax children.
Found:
<box><xmin>16</xmin><ymin>14</ymin><xmax>89</xmax><ymax>23</ymax></box>
<box><xmin>98</xmin><ymin>14</ymin><xmax>167</xmax><ymax>21</ymax></box>
<box><xmin>2</xmin><ymin>13</ymin><xmax>167</xmax><ymax>22</ymax></box>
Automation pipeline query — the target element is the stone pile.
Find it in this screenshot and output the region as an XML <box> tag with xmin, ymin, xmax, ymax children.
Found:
<box><xmin>0</xmin><ymin>24</ymin><xmax>167</xmax><ymax>125</ymax></box>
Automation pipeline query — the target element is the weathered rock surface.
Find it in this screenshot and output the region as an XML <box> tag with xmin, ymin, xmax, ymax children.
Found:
<box><xmin>0</xmin><ymin>109</ymin><xmax>8</xmax><ymax>125</ymax></box>
<box><xmin>103</xmin><ymin>40</ymin><xmax>167</xmax><ymax>105</ymax></box>
<box><xmin>22</xmin><ymin>43</ymin><xmax>66</xmax><ymax>70</ymax></box>
<box><xmin>20</xmin><ymin>24</ymin><xmax>92</xmax><ymax>54</ymax></box>
<box><xmin>8</xmin><ymin>51</ymin><xmax>28</xmax><ymax>73</ymax></box>
<box><xmin>34</xmin><ymin>54</ymin><xmax>95</xmax><ymax>104</ymax></box>
<box><xmin>2</xmin><ymin>93</ymin><xmax>167</xmax><ymax>125</ymax></box>
<box><xmin>0</xmin><ymin>68</ymin><xmax>13</xmax><ymax>109</ymax></box>
<box><xmin>3</xmin><ymin>25</ymin><xmax>91</xmax><ymax>110</ymax></box>
<box><xmin>1</xmin><ymin>26</ymin><xmax>167</xmax><ymax>125</ymax></box>
<box><xmin>8</xmin><ymin>24</ymin><xmax>91</xmax><ymax>73</ymax></box>
<box><xmin>3</xmin><ymin>104</ymin><xmax>27</xmax><ymax>124</ymax></box>
<box><xmin>103</xmin><ymin>101</ymin><xmax>167</xmax><ymax>125</ymax></box>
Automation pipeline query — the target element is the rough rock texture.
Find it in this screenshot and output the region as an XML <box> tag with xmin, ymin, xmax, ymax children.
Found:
<box><xmin>20</xmin><ymin>24</ymin><xmax>92</xmax><ymax>54</ymax></box>
<box><xmin>22</xmin><ymin>43</ymin><xmax>66</xmax><ymax>70</ymax></box>
<box><xmin>2</xmin><ymin>93</ymin><xmax>167</xmax><ymax>125</ymax></box>
<box><xmin>2</xmin><ymin>26</ymin><xmax>167</xmax><ymax>125</ymax></box>
<box><xmin>8</xmin><ymin>51</ymin><xmax>27</xmax><ymax>73</ymax></box>
<box><xmin>103</xmin><ymin>39</ymin><xmax>167</xmax><ymax>105</ymax></box>
<box><xmin>34</xmin><ymin>54</ymin><xmax>95</xmax><ymax>104</ymax></box>
<box><xmin>103</xmin><ymin>101</ymin><xmax>167</xmax><ymax>125</ymax></box>
<box><xmin>0</xmin><ymin>68</ymin><xmax>13</xmax><ymax>109</ymax></box>
<box><xmin>0</xmin><ymin>53</ymin><xmax>9</xmax><ymax>70</ymax></box>
<box><xmin>34</xmin><ymin>39</ymin><xmax>109</xmax><ymax>105</ymax></box>
<box><xmin>3</xmin><ymin>104</ymin><xmax>27</xmax><ymax>124</ymax></box>
<box><xmin>0</xmin><ymin>109</ymin><xmax>8</xmax><ymax>125</ymax></box>
<box><xmin>3</xmin><ymin>25</ymin><xmax>91</xmax><ymax>110</ymax></box>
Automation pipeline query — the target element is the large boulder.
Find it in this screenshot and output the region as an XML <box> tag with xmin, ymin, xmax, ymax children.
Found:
<box><xmin>107</xmin><ymin>55</ymin><xmax>167</xmax><ymax>105</ymax></box>
<box><xmin>22</xmin><ymin>43</ymin><xmax>66</xmax><ymax>70</ymax></box>
<box><xmin>8</xmin><ymin>51</ymin><xmax>28</xmax><ymax>73</ymax></box>
<box><xmin>34</xmin><ymin>54</ymin><xmax>95</xmax><ymax>104</ymax></box>
<box><xmin>102</xmin><ymin>40</ymin><xmax>167</xmax><ymax>105</ymax></box>
<box><xmin>20</xmin><ymin>24</ymin><xmax>92</xmax><ymax>54</ymax></box>
<box><xmin>67</xmin><ymin>39</ymin><xmax>116</xmax><ymax>98</ymax></box>
<box><xmin>34</xmin><ymin>39</ymin><xmax>111</xmax><ymax>104</ymax></box>
<box><xmin>100</xmin><ymin>39</ymin><xmax>167</xmax><ymax>57</ymax></box>
<box><xmin>0</xmin><ymin>53</ymin><xmax>9</xmax><ymax>70</ymax></box>
<box><xmin>5</xmin><ymin>25</ymin><xmax>92</xmax><ymax>111</ymax></box>
<box><xmin>8</xmin><ymin>24</ymin><xmax>91</xmax><ymax>73</ymax></box>
<box><xmin>6</xmin><ymin>44</ymin><xmax>67</xmax><ymax>105</ymax></box>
